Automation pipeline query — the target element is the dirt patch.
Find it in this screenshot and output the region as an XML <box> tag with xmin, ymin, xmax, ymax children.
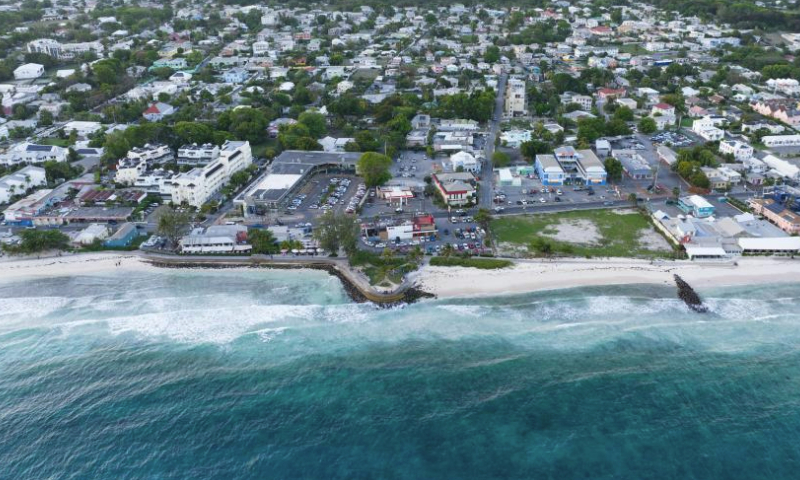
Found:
<box><xmin>541</xmin><ymin>219</ymin><xmax>602</xmax><ymax>245</ymax></box>
<box><xmin>637</xmin><ymin>228</ymin><xmax>671</xmax><ymax>251</ymax></box>
<box><xmin>611</xmin><ymin>208</ymin><xmax>637</xmax><ymax>215</ymax></box>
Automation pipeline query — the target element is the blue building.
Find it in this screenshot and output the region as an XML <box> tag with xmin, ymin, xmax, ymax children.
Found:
<box><xmin>534</xmin><ymin>154</ymin><xmax>565</xmax><ymax>186</ymax></box>
<box><xmin>104</xmin><ymin>223</ymin><xmax>144</xmax><ymax>248</ymax></box>
<box><xmin>678</xmin><ymin>195</ymin><xmax>715</xmax><ymax>218</ymax></box>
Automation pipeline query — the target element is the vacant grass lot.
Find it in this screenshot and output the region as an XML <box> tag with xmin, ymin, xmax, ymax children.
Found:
<box><xmin>492</xmin><ymin>209</ymin><xmax>675</xmax><ymax>258</ymax></box>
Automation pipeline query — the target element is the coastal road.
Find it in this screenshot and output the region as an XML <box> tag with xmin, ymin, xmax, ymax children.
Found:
<box><xmin>481</xmin><ymin>73</ymin><xmax>507</xmax><ymax>209</ymax></box>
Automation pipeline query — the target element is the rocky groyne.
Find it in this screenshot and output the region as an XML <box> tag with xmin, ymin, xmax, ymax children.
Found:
<box><xmin>674</xmin><ymin>274</ymin><xmax>708</xmax><ymax>313</ymax></box>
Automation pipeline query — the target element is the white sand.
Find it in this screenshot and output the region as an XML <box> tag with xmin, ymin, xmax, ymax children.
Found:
<box><xmin>412</xmin><ymin>257</ymin><xmax>800</xmax><ymax>299</ymax></box>
<box><xmin>542</xmin><ymin>219</ymin><xmax>601</xmax><ymax>245</ymax></box>
<box><xmin>0</xmin><ymin>251</ymin><xmax>153</xmax><ymax>281</ymax></box>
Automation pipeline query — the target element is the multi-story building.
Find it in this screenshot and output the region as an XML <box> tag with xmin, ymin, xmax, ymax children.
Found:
<box><xmin>127</xmin><ymin>144</ymin><xmax>173</xmax><ymax>164</ymax></box>
<box><xmin>177</xmin><ymin>143</ymin><xmax>220</xmax><ymax>166</ymax></box>
<box><xmin>718</xmin><ymin>140</ymin><xmax>753</xmax><ymax>161</ymax></box>
<box><xmin>504</xmin><ymin>78</ymin><xmax>527</xmax><ymax>117</ymax></box>
<box><xmin>27</xmin><ymin>39</ymin><xmax>104</xmax><ymax>59</ymax></box>
<box><xmin>749</xmin><ymin>198</ymin><xmax>800</xmax><ymax>235</ymax></box>
<box><xmin>169</xmin><ymin>141</ymin><xmax>252</xmax><ymax>207</ymax></box>
<box><xmin>534</xmin><ymin>154</ymin><xmax>566</xmax><ymax>186</ymax></box>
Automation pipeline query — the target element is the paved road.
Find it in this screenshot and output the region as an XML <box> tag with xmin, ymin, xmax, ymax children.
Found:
<box><xmin>481</xmin><ymin>73</ymin><xmax>507</xmax><ymax>208</ymax></box>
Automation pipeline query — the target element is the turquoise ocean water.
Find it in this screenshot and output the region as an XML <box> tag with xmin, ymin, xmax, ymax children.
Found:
<box><xmin>2</xmin><ymin>268</ymin><xmax>800</xmax><ymax>479</ymax></box>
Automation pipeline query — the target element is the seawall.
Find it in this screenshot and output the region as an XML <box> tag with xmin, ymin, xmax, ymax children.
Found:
<box><xmin>141</xmin><ymin>253</ymin><xmax>433</xmax><ymax>305</ymax></box>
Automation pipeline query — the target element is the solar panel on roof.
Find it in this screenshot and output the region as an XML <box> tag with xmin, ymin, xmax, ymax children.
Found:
<box><xmin>26</xmin><ymin>145</ymin><xmax>53</xmax><ymax>152</ymax></box>
<box><xmin>766</xmin><ymin>202</ymin><xmax>786</xmax><ymax>215</ymax></box>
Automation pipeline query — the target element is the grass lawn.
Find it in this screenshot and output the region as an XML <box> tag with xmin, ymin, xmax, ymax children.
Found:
<box><xmin>39</xmin><ymin>137</ymin><xmax>71</xmax><ymax>147</ymax></box>
<box><xmin>492</xmin><ymin>209</ymin><xmax>675</xmax><ymax>258</ymax></box>
<box><xmin>429</xmin><ymin>257</ymin><xmax>512</xmax><ymax>269</ymax></box>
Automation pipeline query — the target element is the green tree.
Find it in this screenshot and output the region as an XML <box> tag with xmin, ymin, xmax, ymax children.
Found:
<box><xmin>357</xmin><ymin>152</ymin><xmax>392</xmax><ymax>187</ymax></box>
<box><xmin>4</xmin><ymin>230</ymin><xmax>69</xmax><ymax>254</ymax></box>
<box><xmin>484</xmin><ymin>45</ymin><xmax>501</xmax><ymax>63</ymax></box>
<box><xmin>44</xmin><ymin>161</ymin><xmax>83</xmax><ymax>184</ymax></box>
<box><xmin>604</xmin><ymin>157</ymin><xmax>624</xmax><ymax>183</ymax></box>
<box><xmin>298</xmin><ymin>111</ymin><xmax>327</xmax><ymax>138</ymax></box>
<box><xmin>474</xmin><ymin>208</ymin><xmax>492</xmax><ymax>230</ymax></box>
<box><xmin>248</xmin><ymin>228</ymin><xmax>279</xmax><ymax>254</ymax></box>
<box><xmin>314</xmin><ymin>210</ymin><xmax>360</xmax><ymax>256</ymax></box>
<box><xmin>38</xmin><ymin>109</ymin><xmax>54</xmax><ymax>126</ymax></box>
<box><xmin>156</xmin><ymin>207</ymin><xmax>193</xmax><ymax>249</ymax></box>
<box><xmin>638</xmin><ymin>117</ymin><xmax>657</xmax><ymax>134</ymax></box>
<box><xmin>492</xmin><ymin>151</ymin><xmax>511</xmax><ymax>167</ymax></box>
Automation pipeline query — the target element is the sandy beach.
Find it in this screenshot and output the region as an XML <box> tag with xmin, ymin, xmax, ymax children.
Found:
<box><xmin>411</xmin><ymin>257</ymin><xmax>800</xmax><ymax>299</ymax></box>
<box><xmin>0</xmin><ymin>251</ymin><xmax>154</xmax><ymax>281</ymax></box>
<box><xmin>2</xmin><ymin>251</ymin><xmax>800</xmax><ymax>300</ymax></box>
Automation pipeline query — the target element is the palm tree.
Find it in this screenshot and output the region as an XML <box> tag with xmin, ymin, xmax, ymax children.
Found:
<box><xmin>441</xmin><ymin>243</ymin><xmax>454</xmax><ymax>258</ymax></box>
<box><xmin>628</xmin><ymin>192</ymin><xmax>638</xmax><ymax>207</ymax></box>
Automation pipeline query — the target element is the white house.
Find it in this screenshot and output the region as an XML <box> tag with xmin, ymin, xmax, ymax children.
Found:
<box><xmin>763</xmin><ymin>154</ymin><xmax>800</xmax><ymax>180</ymax></box>
<box><xmin>13</xmin><ymin>63</ymin><xmax>45</xmax><ymax>80</ymax></box>
<box><xmin>449</xmin><ymin>151</ymin><xmax>480</xmax><ymax>172</ymax></box>
<box><xmin>142</xmin><ymin>102</ymin><xmax>175</xmax><ymax>121</ymax></box>
<box><xmin>0</xmin><ymin>166</ymin><xmax>46</xmax><ymax>203</ymax></box>
<box><xmin>63</xmin><ymin>121</ymin><xmax>102</xmax><ymax>138</ymax></box>
<box><xmin>718</xmin><ymin>140</ymin><xmax>753</xmax><ymax>161</ymax></box>
<box><xmin>319</xmin><ymin>136</ymin><xmax>354</xmax><ymax>153</ymax></box>
<box><xmin>0</xmin><ymin>143</ymin><xmax>67</xmax><ymax>166</ymax></box>
<box><xmin>762</xmin><ymin>134</ymin><xmax>800</xmax><ymax>148</ymax></box>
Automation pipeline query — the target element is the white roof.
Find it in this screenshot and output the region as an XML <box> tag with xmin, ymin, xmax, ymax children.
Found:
<box><xmin>738</xmin><ymin>237</ymin><xmax>800</xmax><ymax>251</ymax></box>
<box><xmin>254</xmin><ymin>174</ymin><xmax>302</xmax><ymax>190</ymax></box>
<box><xmin>688</xmin><ymin>195</ymin><xmax>713</xmax><ymax>209</ymax></box>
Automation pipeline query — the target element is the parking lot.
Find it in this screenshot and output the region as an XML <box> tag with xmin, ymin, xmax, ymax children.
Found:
<box><xmin>390</xmin><ymin>150</ymin><xmax>436</xmax><ymax>186</ymax></box>
<box><xmin>279</xmin><ymin>173</ymin><xmax>366</xmax><ymax>221</ymax></box>
<box><xmin>360</xmin><ymin>210</ymin><xmax>490</xmax><ymax>256</ymax></box>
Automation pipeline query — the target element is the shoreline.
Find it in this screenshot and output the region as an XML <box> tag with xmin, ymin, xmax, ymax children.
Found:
<box><xmin>410</xmin><ymin>257</ymin><xmax>800</xmax><ymax>299</ymax></box>
<box><xmin>1</xmin><ymin>251</ymin><xmax>799</xmax><ymax>301</ymax></box>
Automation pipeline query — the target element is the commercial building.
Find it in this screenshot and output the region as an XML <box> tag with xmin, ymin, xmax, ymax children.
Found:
<box><xmin>242</xmin><ymin>151</ymin><xmax>360</xmax><ymax>212</ymax></box>
<box><xmin>575</xmin><ymin>149</ymin><xmax>607</xmax><ymax>185</ymax></box>
<box><xmin>534</xmin><ymin>154</ymin><xmax>565</xmax><ymax>186</ymax></box>
<box><xmin>431</xmin><ymin>172</ymin><xmax>477</xmax><ymax>206</ymax></box>
<box><xmin>678</xmin><ymin>195</ymin><xmax>715</xmax><ymax>218</ymax></box>
<box><xmin>180</xmin><ymin>225</ymin><xmax>251</xmax><ymax>254</ymax></box>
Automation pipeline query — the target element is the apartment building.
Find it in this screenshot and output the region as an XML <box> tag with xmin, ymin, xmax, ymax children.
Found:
<box><xmin>169</xmin><ymin>141</ymin><xmax>252</xmax><ymax>207</ymax></box>
<box><xmin>504</xmin><ymin>78</ymin><xmax>527</xmax><ymax>117</ymax></box>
